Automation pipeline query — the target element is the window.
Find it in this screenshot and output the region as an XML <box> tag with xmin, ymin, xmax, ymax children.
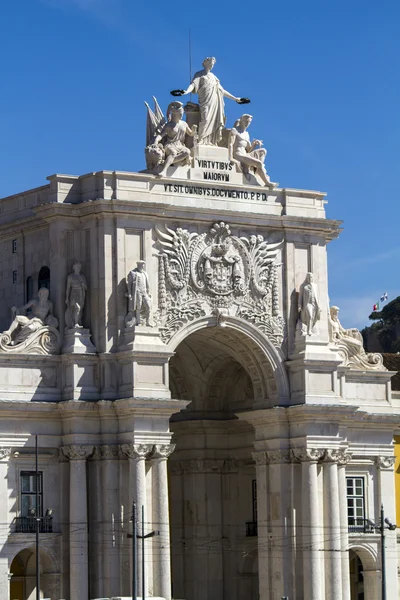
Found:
<box><xmin>347</xmin><ymin>477</ymin><xmax>365</xmax><ymax>529</ymax></box>
<box><xmin>12</xmin><ymin>239</ymin><xmax>17</xmax><ymax>253</ymax></box>
<box><xmin>20</xmin><ymin>472</ymin><xmax>42</xmax><ymax>517</ymax></box>
<box><xmin>12</xmin><ymin>270</ymin><xmax>17</xmax><ymax>284</ymax></box>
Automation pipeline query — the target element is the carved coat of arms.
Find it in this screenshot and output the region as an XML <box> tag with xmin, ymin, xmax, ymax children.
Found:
<box><xmin>155</xmin><ymin>222</ymin><xmax>285</xmax><ymax>345</ymax></box>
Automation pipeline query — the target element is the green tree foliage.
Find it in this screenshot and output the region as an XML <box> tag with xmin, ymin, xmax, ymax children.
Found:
<box><xmin>362</xmin><ymin>296</ymin><xmax>400</xmax><ymax>353</ymax></box>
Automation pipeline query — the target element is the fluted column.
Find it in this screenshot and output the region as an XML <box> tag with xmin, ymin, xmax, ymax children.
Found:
<box><xmin>100</xmin><ymin>445</ymin><xmax>120</xmax><ymax>598</ymax></box>
<box><xmin>323</xmin><ymin>449</ymin><xmax>342</xmax><ymax>600</ymax></box>
<box><xmin>293</xmin><ymin>448</ymin><xmax>324</xmax><ymax>600</ymax></box>
<box><xmin>0</xmin><ymin>449</ymin><xmax>11</xmax><ymax>599</ymax></box>
<box><xmin>61</xmin><ymin>445</ymin><xmax>93</xmax><ymax>600</ymax></box>
<box><xmin>121</xmin><ymin>443</ymin><xmax>153</xmax><ymax>597</ymax></box>
<box><xmin>337</xmin><ymin>450</ymin><xmax>352</xmax><ymax>600</ymax></box>
<box><xmin>152</xmin><ymin>444</ymin><xmax>175</xmax><ymax>600</ymax></box>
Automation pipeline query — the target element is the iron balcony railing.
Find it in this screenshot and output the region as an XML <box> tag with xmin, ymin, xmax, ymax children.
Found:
<box><xmin>246</xmin><ymin>521</ymin><xmax>258</xmax><ymax>536</ymax></box>
<box><xmin>15</xmin><ymin>516</ymin><xmax>53</xmax><ymax>533</ymax></box>
<box><xmin>348</xmin><ymin>519</ymin><xmax>375</xmax><ymax>534</ymax></box>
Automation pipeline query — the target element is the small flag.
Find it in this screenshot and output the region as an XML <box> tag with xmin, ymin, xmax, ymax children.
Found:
<box><xmin>373</xmin><ymin>302</ymin><xmax>379</xmax><ymax>311</ymax></box>
<box><xmin>380</xmin><ymin>292</ymin><xmax>388</xmax><ymax>302</ymax></box>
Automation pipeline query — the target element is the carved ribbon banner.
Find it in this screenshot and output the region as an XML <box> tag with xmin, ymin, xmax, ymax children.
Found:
<box><xmin>155</xmin><ymin>221</ymin><xmax>285</xmax><ymax>346</ymax></box>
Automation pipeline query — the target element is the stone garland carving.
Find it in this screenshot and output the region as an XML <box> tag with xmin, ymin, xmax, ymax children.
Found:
<box><xmin>125</xmin><ymin>261</ymin><xmax>152</xmax><ymax>328</ymax></box>
<box><xmin>375</xmin><ymin>456</ymin><xmax>396</xmax><ymax>470</ymax></box>
<box><xmin>328</xmin><ymin>305</ymin><xmax>384</xmax><ymax>371</ymax></box>
<box><xmin>298</xmin><ymin>272</ymin><xmax>321</xmax><ymax>336</ymax></box>
<box><xmin>61</xmin><ymin>445</ymin><xmax>94</xmax><ymax>461</ymax></box>
<box><xmin>155</xmin><ymin>221</ymin><xmax>285</xmax><ymax>346</ymax></box>
<box><xmin>0</xmin><ymin>288</ymin><xmax>61</xmax><ymax>355</ymax></box>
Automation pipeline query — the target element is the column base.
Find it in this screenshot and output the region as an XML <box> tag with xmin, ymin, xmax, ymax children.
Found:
<box><xmin>62</xmin><ymin>327</ymin><xmax>96</xmax><ymax>354</ymax></box>
<box><xmin>119</xmin><ymin>325</ymin><xmax>168</xmax><ymax>352</ymax></box>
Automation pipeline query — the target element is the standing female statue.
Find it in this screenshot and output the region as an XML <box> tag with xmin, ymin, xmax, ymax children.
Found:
<box><xmin>171</xmin><ymin>57</ymin><xmax>249</xmax><ymax>146</ymax></box>
<box><xmin>228</xmin><ymin>114</ymin><xmax>277</xmax><ymax>188</ymax></box>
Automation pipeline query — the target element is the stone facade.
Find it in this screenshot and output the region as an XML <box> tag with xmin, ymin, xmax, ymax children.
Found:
<box><xmin>0</xmin><ymin>140</ymin><xmax>399</xmax><ymax>600</ymax></box>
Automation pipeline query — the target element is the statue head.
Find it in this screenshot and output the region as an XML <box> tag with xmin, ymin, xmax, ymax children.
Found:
<box><xmin>136</xmin><ymin>260</ymin><xmax>146</xmax><ymax>272</ymax></box>
<box><xmin>167</xmin><ymin>101</ymin><xmax>184</xmax><ymax>123</ymax></box>
<box><xmin>330</xmin><ymin>306</ymin><xmax>340</xmax><ymax>321</ymax></box>
<box><xmin>73</xmin><ymin>262</ymin><xmax>82</xmax><ymax>274</ymax></box>
<box><xmin>305</xmin><ymin>272</ymin><xmax>314</xmax><ymax>284</ymax></box>
<box><xmin>202</xmin><ymin>57</ymin><xmax>216</xmax><ymax>71</ymax></box>
<box><xmin>38</xmin><ymin>287</ymin><xmax>49</xmax><ymax>302</ymax></box>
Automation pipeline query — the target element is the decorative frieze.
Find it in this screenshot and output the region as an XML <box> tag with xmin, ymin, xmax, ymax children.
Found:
<box><xmin>99</xmin><ymin>445</ymin><xmax>120</xmax><ymax>460</ymax></box>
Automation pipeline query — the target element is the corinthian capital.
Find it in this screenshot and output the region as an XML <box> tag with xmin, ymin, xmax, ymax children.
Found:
<box><xmin>252</xmin><ymin>451</ymin><xmax>268</xmax><ymax>466</ymax></box>
<box><xmin>152</xmin><ymin>444</ymin><xmax>176</xmax><ymax>459</ymax></box>
<box><xmin>376</xmin><ymin>456</ymin><xmax>396</xmax><ymax>470</ymax></box>
<box><xmin>337</xmin><ymin>450</ymin><xmax>353</xmax><ymax>466</ymax></box>
<box><xmin>292</xmin><ymin>448</ymin><xmax>324</xmax><ymax>463</ymax></box>
<box><xmin>99</xmin><ymin>445</ymin><xmax>120</xmax><ymax>460</ymax></box>
<box><xmin>0</xmin><ymin>448</ymin><xmax>11</xmax><ymax>461</ymax></box>
<box><xmin>322</xmin><ymin>449</ymin><xmax>341</xmax><ymax>463</ymax></box>
<box><xmin>61</xmin><ymin>445</ymin><xmax>93</xmax><ymax>461</ymax></box>
<box><xmin>120</xmin><ymin>444</ymin><xmax>153</xmax><ymax>460</ymax></box>
<box><xmin>266</xmin><ymin>449</ymin><xmax>291</xmax><ymax>464</ymax></box>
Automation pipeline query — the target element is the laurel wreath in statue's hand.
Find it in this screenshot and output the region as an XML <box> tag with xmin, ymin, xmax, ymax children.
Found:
<box><xmin>170</xmin><ymin>90</ymin><xmax>186</xmax><ymax>97</ymax></box>
<box><xmin>236</xmin><ymin>97</ymin><xmax>251</xmax><ymax>104</ymax></box>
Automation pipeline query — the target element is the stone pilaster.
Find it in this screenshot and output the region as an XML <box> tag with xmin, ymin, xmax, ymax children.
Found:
<box><xmin>252</xmin><ymin>451</ymin><xmax>270</xmax><ymax>600</ymax></box>
<box><xmin>61</xmin><ymin>444</ymin><xmax>93</xmax><ymax>600</ymax></box>
<box><xmin>0</xmin><ymin>449</ymin><xmax>11</xmax><ymax>600</ymax></box>
<box><xmin>151</xmin><ymin>444</ymin><xmax>175</xmax><ymax>600</ymax></box>
<box><xmin>337</xmin><ymin>450</ymin><xmax>352</xmax><ymax>600</ymax></box>
<box><xmin>375</xmin><ymin>455</ymin><xmax>398</xmax><ymax>598</ymax></box>
<box><xmin>120</xmin><ymin>443</ymin><xmax>153</xmax><ymax>597</ymax></box>
<box><xmin>293</xmin><ymin>448</ymin><xmax>324</xmax><ymax>600</ymax></box>
<box><xmin>322</xmin><ymin>449</ymin><xmax>342</xmax><ymax>600</ymax></box>
<box><xmin>99</xmin><ymin>445</ymin><xmax>120</xmax><ymax>598</ymax></box>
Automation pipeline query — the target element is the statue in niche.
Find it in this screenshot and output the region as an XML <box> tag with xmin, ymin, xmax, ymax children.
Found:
<box><xmin>1</xmin><ymin>287</ymin><xmax>58</xmax><ymax>347</ymax></box>
<box><xmin>126</xmin><ymin>261</ymin><xmax>152</xmax><ymax>327</ymax></box>
<box><xmin>144</xmin><ymin>100</ymin><xmax>197</xmax><ymax>175</ymax></box>
<box><xmin>228</xmin><ymin>114</ymin><xmax>277</xmax><ymax>188</ymax></box>
<box><xmin>65</xmin><ymin>262</ymin><xmax>87</xmax><ymax>329</ymax></box>
<box><xmin>298</xmin><ymin>272</ymin><xmax>321</xmax><ymax>336</ymax></box>
<box><xmin>171</xmin><ymin>57</ymin><xmax>250</xmax><ymax>145</ymax></box>
<box><xmin>328</xmin><ymin>305</ymin><xmax>384</xmax><ymax>370</ymax></box>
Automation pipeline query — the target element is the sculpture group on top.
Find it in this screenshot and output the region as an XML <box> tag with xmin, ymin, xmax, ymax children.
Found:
<box><xmin>145</xmin><ymin>57</ymin><xmax>277</xmax><ymax>188</ymax></box>
<box><xmin>155</xmin><ymin>221</ymin><xmax>285</xmax><ymax>345</ymax></box>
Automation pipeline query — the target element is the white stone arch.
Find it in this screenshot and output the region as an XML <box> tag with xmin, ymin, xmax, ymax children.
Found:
<box><xmin>167</xmin><ymin>315</ymin><xmax>290</xmax><ymax>406</ymax></box>
<box><xmin>9</xmin><ymin>543</ymin><xmax>61</xmax><ymax>600</ymax></box>
<box><xmin>9</xmin><ymin>542</ymin><xmax>60</xmax><ymax>574</ymax></box>
<box><xmin>348</xmin><ymin>543</ymin><xmax>379</xmax><ymax>600</ymax></box>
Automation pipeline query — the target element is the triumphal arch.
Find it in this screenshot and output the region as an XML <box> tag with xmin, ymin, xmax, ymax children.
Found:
<box><xmin>0</xmin><ymin>57</ymin><xmax>398</xmax><ymax>600</ymax></box>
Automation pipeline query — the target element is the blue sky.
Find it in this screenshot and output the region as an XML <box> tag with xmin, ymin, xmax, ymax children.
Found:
<box><xmin>1</xmin><ymin>0</ymin><xmax>399</xmax><ymax>329</ymax></box>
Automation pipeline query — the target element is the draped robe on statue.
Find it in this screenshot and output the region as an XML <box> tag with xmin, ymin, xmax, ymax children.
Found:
<box><xmin>191</xmin><ymin>70</ymin><xmax>225</xmax><ymax>145</ymax></box>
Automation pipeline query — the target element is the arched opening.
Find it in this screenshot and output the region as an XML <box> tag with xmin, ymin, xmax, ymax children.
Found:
<box><xmin>9</xmin><ymin>548</ymin><xmax>59</xmax><ymax>600</ymax></box>
<box><xmin>38</xmin><ymin>266</ymin><xmax>50</xmax><ymax>291</ymax></box>
<box><xmin>168</xmin><ymin>322</ymin><xmax>282</xmax><ymax>600</ymax></box>
<box><xmin>348</xmin><ymin>546</ymin><xmax>379</xmax><ymax>600</ymax></box>
<box><xmin>349</xmin><ymin>550</ymin><xmax>364</xmax><ymax>600</ymax></box>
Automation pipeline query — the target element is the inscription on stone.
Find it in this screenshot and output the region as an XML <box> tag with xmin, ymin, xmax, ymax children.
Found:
<box><xmin>163</xmin><ymin>183</ymin><xmax>268</xmax><ymax>201</ymax></box>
